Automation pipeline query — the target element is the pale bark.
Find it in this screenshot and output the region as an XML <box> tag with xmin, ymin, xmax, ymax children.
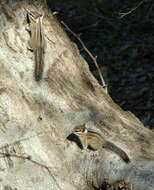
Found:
<box><xmin>0</xmin><ymin>0</ymin><xmax>154</xmax><ymax>190</ymax></box>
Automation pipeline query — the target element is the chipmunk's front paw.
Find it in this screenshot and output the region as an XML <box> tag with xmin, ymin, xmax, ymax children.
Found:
<box><xmin>89</xmin><ymin>150</ymin><xmax>100</xmax><ymax>158</ymax></box>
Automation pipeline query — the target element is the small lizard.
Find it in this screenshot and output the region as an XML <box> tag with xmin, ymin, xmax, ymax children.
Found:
<box><xmin>27</xmin><ymin>10</ymin><xmax>46</xmax><ymax>81</ymax></box>
<box><xmin>73</xmin><ymin>126</ymin><xmax>130</xmax><ymax>163</ymax></box>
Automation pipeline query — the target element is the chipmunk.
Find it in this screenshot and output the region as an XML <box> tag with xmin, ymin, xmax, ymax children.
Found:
<box><xmin>26</xmin><ymin>9</ymin><xmax>46</xmax><ymax>81</ymax></box>
<box><xmin>73</xmin><ymin>126</ymin><xmax>130</xmax><ymax>163</ymax></box>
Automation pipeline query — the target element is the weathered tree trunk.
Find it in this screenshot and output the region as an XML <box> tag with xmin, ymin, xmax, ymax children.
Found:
<box><xmin>0</xmin><ymin>0</ymin><xmax>154</xmax><ymax>190</ymax></box>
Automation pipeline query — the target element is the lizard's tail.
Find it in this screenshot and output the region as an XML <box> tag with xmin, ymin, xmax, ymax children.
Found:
<box><xmin>105</xmin><ymin>141</ymin><xmax>130</xmax><ymax>163</ymax></box>
<box><xmin>34</xmin><ymin>48</ymin><xmax>44</xmax><ymax>81</ymax></box>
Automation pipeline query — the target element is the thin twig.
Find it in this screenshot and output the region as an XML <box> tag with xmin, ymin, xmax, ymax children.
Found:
<box><xmin>61</xmin><ymin>21</ymin><xmax>107</xmax><ymax>93</ymax></box>
<box><xmin>119</xmin><ymin>0</ymin><xmax>144</xmax><ymax>18</ymax></box>
<box><xmin>146</xmin><ymin>1</ymin><xmax>154</xmax><ymax>19</ymax></box>
<box><xmin>0</xmin><ymin>133</ymin><xmax>42</xmax><ymax>150</ymax></box>
<box><xmin>77</xmin><ymin>18</ymin><xmax>103</xmax><ymax>32</ymax></box>
<box><xmin>0</xmin><ymin>152</ymin><xmax>62</xmax><ymax>190</ymax></box>
<box><xmin>84</xmin><ymin>10</ymin><xmax>118</xmax><ymax>30</ymax></box>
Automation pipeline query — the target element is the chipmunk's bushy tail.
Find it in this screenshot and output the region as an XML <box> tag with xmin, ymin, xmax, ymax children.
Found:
<box><xmin>34</xmin><ymin>48</ymin><xmax>44</xmax><ymax>81</ymax></box>
<box><xmin>105</xmin><ymin>141</ymin><xmax>130</xmax><ymax>163</ymax></box>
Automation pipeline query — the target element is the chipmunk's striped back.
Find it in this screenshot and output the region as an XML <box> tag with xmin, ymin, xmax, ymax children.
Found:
<box><xmin>27</xmin><ymin>10</ymin><xmax>46</xmax><ymax>81</ymax></box>
<box><xmin>73</xmin><ymin>126</ymin><xmax>130</xmax><ymax>163</ymax></box>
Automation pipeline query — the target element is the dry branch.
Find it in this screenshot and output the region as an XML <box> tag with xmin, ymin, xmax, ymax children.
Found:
<box><xmin>61</xmin><ymin>21</ymin><xmax>107</xmax><ymax>93</ymax></box>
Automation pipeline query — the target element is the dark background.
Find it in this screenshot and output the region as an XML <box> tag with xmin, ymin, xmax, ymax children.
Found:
<box><xmin>47</xmin><ymin>0</ymin><xmax>154</xmax><ymax>129</ymax></box>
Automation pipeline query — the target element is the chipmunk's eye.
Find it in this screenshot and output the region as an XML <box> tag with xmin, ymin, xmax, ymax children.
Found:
<box><xmin>74</xmin><ymin>128</ymin><xmax>80</xmax><ymax>133</ymax></box>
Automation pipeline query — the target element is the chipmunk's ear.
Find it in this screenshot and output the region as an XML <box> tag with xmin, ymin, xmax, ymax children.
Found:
<box><xmin>27</xmin><ymin>10</ymin><xmax>42</xmax><ymax>23</ymax></box>
<box><xmin>73</xmin><ymin>125</ymin><xmax>86</xmax><ymax>134</ymax></box>
<box><xmin>84</xmin><ymin>127</ymin><xmax>88</xmax><ymax>133</ymax></box>
<box><xmin>27</xmin><ymin>13</ymin><xmax>36</xmax><ymax>23</ymax></box>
